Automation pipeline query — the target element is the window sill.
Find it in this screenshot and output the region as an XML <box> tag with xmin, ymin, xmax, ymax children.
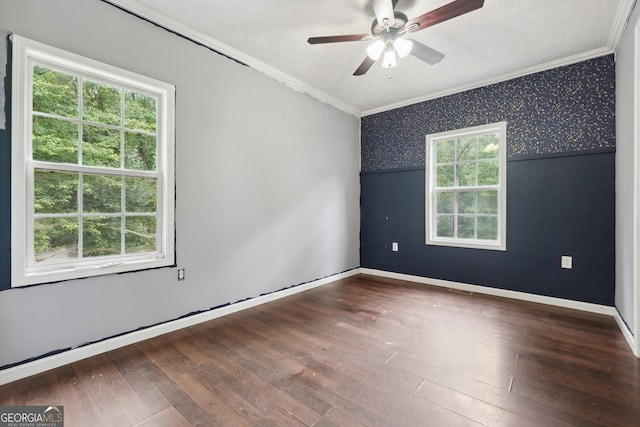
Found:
<box><xmin>427</xmin><ymin>238</ymin><xmax>506</xmax><ymax>251</ymax></box>
<box><xmin>12</xmin><ymin>256</ymin><xmax>174</xmax><ymax>288</ymax></box>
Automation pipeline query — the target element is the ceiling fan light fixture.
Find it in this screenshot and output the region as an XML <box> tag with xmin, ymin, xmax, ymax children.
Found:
<box><xmin>382</xmin><ymin>48</ymin><xmax>397</xmax><ymax>68</ymax></box>
<box><xmin>307</xmin><ymin>0</ymin><xmax>485</xmax><ymax>76</ymax></box>
<box><xmin>367</xmin><ymin>40</ymin><xmax>385</xmax><ymax>61</ymax></box>
<box><xmin>394</xmin><ymin>37</ymin><xmax>413</xmax><ymax>58</ymax></box>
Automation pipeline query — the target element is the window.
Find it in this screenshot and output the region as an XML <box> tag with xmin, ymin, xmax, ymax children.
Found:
<box><xmin>425</xmin><ymin>122</ymin><xmax>506</xmax><ymax>251</ymax></box>
<box><xmin>11</xmin><ymin>35</ymin><xmax>175</xmax><ymax>287</ymax></box>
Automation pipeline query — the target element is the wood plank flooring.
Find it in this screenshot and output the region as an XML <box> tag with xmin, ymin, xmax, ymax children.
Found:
<box><xmin>1</xmin><ymin>274</ymin><xmax>638</xmax><ymax>426</ymax></box>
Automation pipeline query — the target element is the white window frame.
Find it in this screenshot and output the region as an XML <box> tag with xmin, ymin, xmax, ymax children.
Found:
<box><xmin>11</xmin><ymin>35</ymin><xmax>176</xmax><ymax>287</ymax></box>
<box><xmin>425</xmin><ymin>122</ymin><xmax>507</xmax><ymax>251</ymax></box>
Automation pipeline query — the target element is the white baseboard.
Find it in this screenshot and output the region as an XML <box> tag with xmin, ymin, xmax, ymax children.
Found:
<box><xmin>361</xmin><ymin>269</ymin><xmax>617</xmax><ymax>315</ymax></box>
<box><xmin>2</xmin><ymin>267</ymin><xmax>635</xmax><ymax>386</ymax></box>
<box><xmin>361</xmin><ymin>268</ymin><xmax>640</xmax><ymax>355</ymax></box>
<box><xmin>613</xmin><ymin>309</ymin><xmax>638</xmax><ymax>356</ymax></box>
<box><xmin>0</xmin><ymin>268</ymin><xmax>360</xmax><ymax>386</ymax></box>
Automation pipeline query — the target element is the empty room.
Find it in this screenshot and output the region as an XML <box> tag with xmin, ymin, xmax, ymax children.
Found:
<box><xmin>0</xmin><ymin>0</ymin><xmax>639</xmax><ymax>425</ymax></box>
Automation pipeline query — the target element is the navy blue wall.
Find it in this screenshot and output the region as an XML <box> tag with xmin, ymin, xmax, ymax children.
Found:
<box><xmin>361</xmin><ymin>55</ymin><xmax>616</xmax><ymax>305</ymax></box>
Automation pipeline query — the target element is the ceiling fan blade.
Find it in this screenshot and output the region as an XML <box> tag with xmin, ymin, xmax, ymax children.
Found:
<box><xmin>372</xmin><ymin>0</ymin><xmax>395</xmax><ymax>25</ymax></box>
<box><xmin>308</xmin><ymin>34</ymin><xmax>372</xmax><ymax>44</ymax></box>
<box><xmin>353</xmin><ymin>57</ymin><xmax>376</xmax><ymax>76</ymax></box>
<box><xmin>408</xmin><ymin>39</ymin><xmax>445</xmax><ymax>65</ymax></box>
<box><xmin>407</xmin><ymin>0</ymin><xmax>484</xmax><ymax>32</ymax></box>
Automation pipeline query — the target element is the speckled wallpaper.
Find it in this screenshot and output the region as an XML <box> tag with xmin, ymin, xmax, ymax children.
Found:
<box><xmin>361</xmin><ymin>55</ymin><xmax>615</xmax><ymax>172</ymax></box>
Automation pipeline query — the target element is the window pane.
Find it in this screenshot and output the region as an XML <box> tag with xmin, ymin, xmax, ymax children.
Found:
<box><xmin>478</xmin><ymin>190</ymin><xmax>498</xmax><ymax>214</ymax></box>
<box><xmin>436</xmin><ymin>164</ymin><xmax>454</xmax><ymax>187</ymax></box>
<box><xmin>83</xmin><ymin>174</ymin><xmax>122</xmax><ymax>213</ymax></box>
<box><xmin>435</xmin><ymin>139</ymin><xmax>455</xmax><ymax>164</ymax></box>
<box><xmin>83</xmin><ymin>79</ymin><xmax>121</xmax><ymax>126</ymax></box>
<box><xmin>436</xmin><ymin>192</ymin><xmax>454</xmax><ymax>214</ymax></box>
<box><xmin>457</xmin><ymin>137</ymin><xmax>477</xmax><ymax>162</ymax></box>
<box><xmin>125</xmin><ymin>132</ymin><xmax>156</xmax><ymax>171</ymax></box>
<box><xmin>477</xmin><ymin>216</ymin><xmax>498</xmax><ymax>240</ymax></box>
<box><xmin>32</xmin><ymin>65</ymin><xmax>78</xmax><ymax>118</ymax></box>
<box><xmin>478</xmin><ymin>133</ymin><xmax>500</xmax><ymax>160</ymax></box>
<box><xmin>125</xmin><ymin>177</ymin><xmax>156</xmax><ymax>213</ymax></box>
<box><xmin>125</xmin><ymin>90</ymin><xmax>157</xmax><ymax>133</ymax></box>
<box><xmin>34</xmin><ymin>217</ymin><xmax>78</xmax><ymax>263</ymax></box>
<box><xmin>32</xmin><ymin>116</ymin><xmax>78</xmax><ymax>163</ymax></box>
<box><xmin>458</xmin><ymin>191</ymin><xmax>477</xmax><ymax>214</ymax></box>
<box><xmin>478</xmin><ymin>160</ymin><xmax>499</xmax><ymax>186</ymax></box>
<box><xmin>83</xmin><ymin>217</ymin><xmax>121</xmax><ymax>257</ymax></box>
<box><xmin>82</xmin><ymin>124</ymin><xmax>121</xmax><ymax>168</ymax></box>
<box><xmin>458</xmin><ymin>216</ymin><xmax>476</xmax><ymax>239</ymax></box>
<box><xmin>436</xmin><ymin>215</ymin><xmax>454</xmax><ymax>238</ymax></box>
<box><xmin>34</xmin><ymin>170</ymin><xmax>78</xmax><ymax>214</ymax></box>
<box><xmin>457</xmin><ymin>163</ymin><xmax>477</xmax><ymax>187</ymax></box>
<box><xmin>426</xmin><ymin>123</ymin><xmax>505</xmax><ymax>250</ymax></box>
<box><xmin>125</xmin><ymin>216</ymin><xmax>156</xmax><ymax>254</ymax></box>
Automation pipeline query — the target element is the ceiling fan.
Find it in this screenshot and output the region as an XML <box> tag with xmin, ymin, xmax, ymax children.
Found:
<box><xmin>307</xmin><ymin>0</ymin><xmax>485</xmax><ymax>76</ymax></box>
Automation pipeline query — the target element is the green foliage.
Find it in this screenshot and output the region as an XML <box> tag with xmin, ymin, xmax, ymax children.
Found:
<box><xmin>435</xmin><ymin>139</ymin><xmax>454</xmax><ymax>163</ymax></box>
<box><xmin>126</xmin><ymin>177</ymin><xmax>157</xmax><ymax>212</ymax></box>
<box><xmin>125</xmin><ymin>91</ymin><xmax>156</xmax><ymax>133</ymax></box>
<box><xmin>83</xmin><ymin>79</ymin><xmax>121</xmax><ymax>126</ymax></box>
<box><xmin>436</xmin><ymin>215</ymin><xmax>454</xmax><ymax>238</ymax></box>
<box><xmin>478</xmin><ymin>191</ymin><xmax>498</xmax><ymax>214</ymax></box>
<box><xmin>34</xmin><ymin>217</ymin><xmax>78</xmax><ymax>259</ymax></box>
<box><xmin>83</xmin><ymin>175</ymin><xmax>122</xmax><ymax>213</ymax></box>
<box><xmin>33</xmin><ymin>170</ymin><xmax>79</xmax><ymax>257</ymax></box>
<box><xmin>457</xmin><ymin>163</ymin><xmax>477</xmax><ymax>187</ymax></box>
<box><xmin>31</xmin><ymin>64</ymin><xmax>159</xmax><ymax>262</ymax></box>
<box><xmin>33</xmin><ymin>66</ymin><xmax>78</xmax><ymax>117</ymax></box>
<box><xmin>436</xmin><ymin>165</ymin><xmax>454</xmax><ymax>187</ymax></box>
<box><xmin>436</xmin><ymin>192</ymin><xmax>453</xmax><ymax>214</ymax></box>
<box><xmin>34</xmin><ymin>170</ymin><xmax>78</xmax><ymax>214</ymax></box>
<box><xmin>125</xmin><ymin>216</ymin><xmax>156</xmax><ymax>254</ymax></box>
<box><xmin>457</xmin><ymin>216</ymin><xmax>475</xmax><ymax>239</ymax></box>
<box><xmin>458</xmin><ymin>192</ymin><xmax>476</xmax><ymax>214</ymax></box>
<box><xmin>83</xmin><ymin>217</ymin><xmax>121</xmax><ymax>257</ymax></box>
<box><xmin>457</xmin><ymin>137</ymin><xmax>476</xmax><ymax>162</ymax></box>
<box><xmin>33</xmin><ymin>116</ymin><xmax>78</xmax><ymax>163</ymax></box>
<box><xmin>125</xmin><ymin>132</ymin><xmax>156</xmax><ymax>171</ymax></box>
<box><xmin>477</xmin><ymin>216</ymin><xmax>498</xmax><ymax>240</ymax></box>
<box><xmin>82</xmin><ymin>125</ymin><xmax>120</xmax><ymax>167</ymax></box>
<box><xmin>478</xmin><ymin>160</ymin><xmax>499</xmax><ymax>186</ymax></box>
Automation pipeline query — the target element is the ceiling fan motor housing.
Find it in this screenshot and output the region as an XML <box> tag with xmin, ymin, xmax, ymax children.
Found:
<box><xmin>371</xmin><ymin>11</ymin><xmax>409</xmax><ymax>37</ymax></box>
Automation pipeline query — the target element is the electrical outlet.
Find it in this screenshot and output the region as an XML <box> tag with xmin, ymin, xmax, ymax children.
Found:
<box><xmin>178</xmin><ymin>268</ymin><xmax>185</xmax><ymax>281</ymax></box>
<box><xmin>561</xmin><ymin>256</ymin><xmax>572</xmax><ymax>269</ymax></box>
<box><xmin>392</xmin><ymin>242</ymin><xmax>399</xmax><ymax>252</ymax></box>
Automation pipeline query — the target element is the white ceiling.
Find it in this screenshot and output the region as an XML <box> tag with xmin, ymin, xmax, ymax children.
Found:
<box><xmin>106</xmin><ymin>0</ymin><xmax>635</xmax><ymax>116</ymax></box>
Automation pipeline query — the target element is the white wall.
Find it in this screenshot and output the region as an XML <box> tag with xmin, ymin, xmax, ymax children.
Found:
<box><xmin>0</xmin><ymin>0</ymin><xmax>360</xmax><ymax>367</ymax></box>
<box><xmin>615</xmin><ymin>2</ymin><xmax>640</xmax><ymax>338</ymax></box>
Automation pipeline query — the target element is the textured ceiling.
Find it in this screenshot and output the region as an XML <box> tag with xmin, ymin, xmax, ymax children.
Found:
<box><xmin>106</xmin><ymin>0</ymin><xmax>635</xmax><ymax>116</ymax></box>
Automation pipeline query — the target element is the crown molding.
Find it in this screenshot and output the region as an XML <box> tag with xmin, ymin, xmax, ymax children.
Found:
<box><xmin>103</xmin><ymin>0</ymin><xmax>635</xmax><ymax>118</ymax></box>
<box><xmin>101</xmin><ymin>0</ymin><xmax>361</xmax><ymax>117</ymax></box>
<box><xmin>363</xmin><ymin>0</ymin><xmax>636</xmax><ymax>115</ymax></box>
<box><xmin>609</xmin><ymin>0</ymin><xmax>638</xmax><ymax>51</ymax></box>
<box><xmin>361</xmin><ymin>47</ymin><xmax>613</xmax><ymax>116</ymax></box>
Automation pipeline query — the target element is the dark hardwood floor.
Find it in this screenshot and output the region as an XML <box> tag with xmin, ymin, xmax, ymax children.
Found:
<box><xmin>1</xmin><ymin>274</ymin><xmax>638</xmax><ymax>426</ymax></box>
